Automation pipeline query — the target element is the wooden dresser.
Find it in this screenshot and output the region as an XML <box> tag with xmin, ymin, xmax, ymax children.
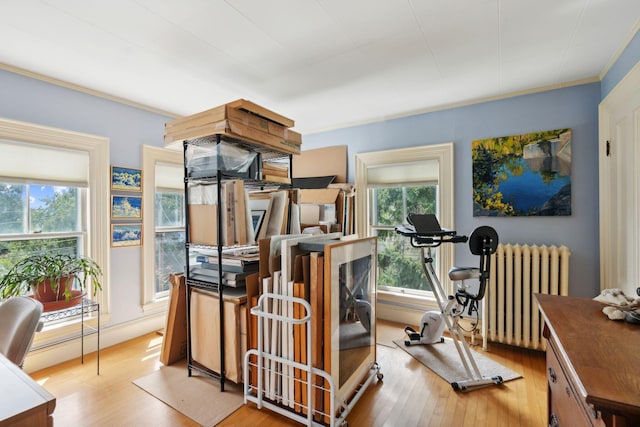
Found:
<box><xmin>535</xmin><ymin>294</ymin><xmax>640</xmax><ymax>427</ymax></box>
<box><xmin>0</xmin><ymin>352</ymin><xmax>56</xmax><ymax>426</ymax></box>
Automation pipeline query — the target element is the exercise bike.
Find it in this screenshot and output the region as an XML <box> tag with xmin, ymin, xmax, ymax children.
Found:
<box><xmin>396</xmin><ymin>214</ymin><xmax>502</xmax><ymax>391</ymax></box>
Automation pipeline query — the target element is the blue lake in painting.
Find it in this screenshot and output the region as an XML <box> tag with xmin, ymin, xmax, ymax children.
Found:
<box><xmin>472</xmin><ymin>128</ymin><xmax>572</xmax><ymax>216</ymax></box>
<box><xmin>495</xmin><ymin>157</ymin><xmax>570</xmax><ymax>213</ymax></box>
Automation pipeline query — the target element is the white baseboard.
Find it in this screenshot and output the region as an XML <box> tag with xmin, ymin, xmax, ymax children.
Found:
<box><xmin>23</xmin><ymin>312</ymin><xmax>166</xmax><ymax>373</ymax></box>
<box><xmin>376</xmin><ymin>299</ymin><xmax>440</xmax><ymax>326</ymax></box>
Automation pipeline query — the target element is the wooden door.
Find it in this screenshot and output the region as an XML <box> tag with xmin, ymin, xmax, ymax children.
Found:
<box><xmin>599</xmin><ymin>62</ymin><xmax>640</xmax><ymax>297</ymax></box>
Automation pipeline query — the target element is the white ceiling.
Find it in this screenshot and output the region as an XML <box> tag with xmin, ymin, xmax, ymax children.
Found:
<box><xmin>1</xmin><ymin>1</ymin><xmax>639</xmax><ymax>134</ymax></box>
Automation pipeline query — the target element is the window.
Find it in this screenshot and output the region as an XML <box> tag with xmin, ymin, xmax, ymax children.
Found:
<box><xmin>372</xmin><ymin>185</ymin><xmax>437</xmax><ymax>293</ymax></box>
<box><xmin>0</xmin><ymin>182</ymin><xmax>84</xmax><ymax>281</ymax></box>
<box><xmin>0</xmin><ymin>118</ymin><xmax>110</xmax><ymax>339</ymax></box>
<box><xmin>142</xmin><ymin>145</ymin><xmax>184</xmax><ymax>311</ymax></box>
<box><xmin>154</xmin><ymin>190</ymin><xmax>185</xmax><ymax>296</ymax></box>
<box><xmin>355</xmin><ymin>143</ymin><xmax>454</xmax><ymax>323</ymax></box>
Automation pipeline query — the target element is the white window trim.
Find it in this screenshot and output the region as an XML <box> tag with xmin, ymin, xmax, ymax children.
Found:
<box><xmin>355</xmin><ymin>143</ymin><xmax>454</xmax><ymax>324</ymax></box>
<box><xmin>0</xmin><ymin>117</ymin><xmax>111</xmax><ymax>342</ymax></box>
<box><xmin>141</xmin><ymin>145</ymin><xmax>183</xmax><ymax>312</ymax></box>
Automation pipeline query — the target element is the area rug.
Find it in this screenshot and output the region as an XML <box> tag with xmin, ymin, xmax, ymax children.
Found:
<box><xmin>393</xmin><ymin>337</ymin><xmax>522</xmax><ymax>389</ymax></box>
<box><xmin>133</xmin><ymin>361</ymin><xmax>244</xmax><ymax>426</ymax></box>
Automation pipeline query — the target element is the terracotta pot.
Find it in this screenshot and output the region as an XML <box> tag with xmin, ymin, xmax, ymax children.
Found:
<box><xmin>31</xmin><ymin>276</ymin><xmax>75</xmax><ymax>303</ymax></box>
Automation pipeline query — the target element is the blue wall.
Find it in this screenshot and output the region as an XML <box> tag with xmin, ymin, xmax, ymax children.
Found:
<box><xmin>0</xmin><ymin>69</ymin><xmax>172</xmax><ymax>325</ymax></box>
<box><xmin>303</xmin><ymin>84</ymin><xmax>601</xmax><ymax>297</ymax></box>
<box><xmin>602</xmin><ymin>30</ymin><xmax>640</xmax><ymax>99</ymax></box>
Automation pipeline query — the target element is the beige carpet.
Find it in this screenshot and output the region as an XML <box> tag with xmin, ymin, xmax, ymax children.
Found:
<box><xmin>393</xmin><ymin>337</ymin><xmax>522</xmax><ymax>390</ymax></box>
<box><xmin>133</xmin><ymin>361</ymin><xmax>244</xmax><ymax>426</ymax></box>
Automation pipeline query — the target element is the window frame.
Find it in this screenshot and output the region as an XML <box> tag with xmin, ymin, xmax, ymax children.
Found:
<box><xmin>369</xmin><ymin>182</ymin><xmax>439</xmax><ymax>295</ymax></box>
<box><xmin>141</xmin><ymin>145</ymin><xmax>183</xmax><ymax>312</ymax></box>
<box><xmin>355</xmin><ymin>143</ymin><xmax>454</xmax><ymax>323</ymax></box>
<box><xmin>154</xmin><ymin>189</ymin><xmax>185</xmax><ymax>299</ymax></box>
<box><xmin>0</xmin><ymin>117</ymin><xmax>110</xmax><ymax>341</ymax></box>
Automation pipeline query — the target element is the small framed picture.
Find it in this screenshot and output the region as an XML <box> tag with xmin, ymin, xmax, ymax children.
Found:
<box><xmin>251</xmin><ymin>209</ymin><xmax>267</xmax><ymax>237</ymax></box>
<box><xmin>111</xmin><ymin>195</ymin><xmax>142</xmax><ymax>220</ymax></box>
<box><xmin>111</xmin><ymin>223</ymin><xmax>143</xmax><ymax>247</ymax></box>
<box><xmin>111</xmin><ymin>166</ymin><xmax>142</xmax><ymax>192</ymax></box>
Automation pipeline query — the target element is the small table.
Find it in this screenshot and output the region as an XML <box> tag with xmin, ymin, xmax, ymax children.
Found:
<box><xmin>0</xmin><ymin>352</ymin><xmax>56</xmax><ymax>426</ymax></box>
<box><xmin>39</xmin><ymin>297</ymin><xmax>101</xmax><ymax>374</ymax></box>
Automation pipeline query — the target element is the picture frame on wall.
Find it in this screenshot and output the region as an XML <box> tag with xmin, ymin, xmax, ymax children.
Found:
<box><xmin>111</xmin><ymin>195</ymin><xmax>142</xmax><ymax>220</ymax></box>
<box><xmin>111</xmin><ymin>166</ymin><xmax>142</xmax><ymax>192</ymax></box>
<box><xmin>111</xmin><ymin>223</ymin><xmax>143</xmax><ymax>247</ymax></box>
<box><xmin>324</xmin><ymin>236</ymin><xmax>377</xmax><ymax>405</ymax></box>
<box><xmin>471</xmin><ymin>128</ymin><xmax>572</xmax><ymax>216</ymax></box>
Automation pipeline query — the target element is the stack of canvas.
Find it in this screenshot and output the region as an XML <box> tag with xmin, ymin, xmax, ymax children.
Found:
<box><xmin>262</xmin><ymin>160</ymin><xmax>291</xmax><ymax>184</ymax></box>
<box><xmin>246</xmin><ymin>234</ymin><xmax>378</xmax><ymax>423</ymax></box>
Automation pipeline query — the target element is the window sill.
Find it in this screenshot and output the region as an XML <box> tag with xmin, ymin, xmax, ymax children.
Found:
<box><xmin>378</xmin><ymin>289</ymin><xmax>436</xmax><ymax>307</ymax></box>
<box><xmin>142</xmin><ymin>298</ymin><xmax>169</xmax><ymax>314</ymax></box>
<box><xmin>377</xmin><ymin>289</ymin><xmax>440</xmax><ymax>325</ymax></box>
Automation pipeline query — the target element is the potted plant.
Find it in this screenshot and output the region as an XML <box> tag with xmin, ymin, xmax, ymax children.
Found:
<box><xmin>0</xmin><ymin>253</ymin><xmax>102</xmax><ymax>304</ymax></box>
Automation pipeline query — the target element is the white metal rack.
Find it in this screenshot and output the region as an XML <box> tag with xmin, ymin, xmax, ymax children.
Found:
<box><xmin>244</xmin><ymin>292</ymin><xmax>381</xmax><ymax>426</ymax></box>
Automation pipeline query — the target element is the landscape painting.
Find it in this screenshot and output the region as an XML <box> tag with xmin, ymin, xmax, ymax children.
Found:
<box><xmin>472</xmin><ymin>128</ymin><xmax>571</xmax><ymax>216</ymax></box>
<box><xmin>111</xmin><ymin>195</ymin><xmax>142</xmax><ymax>219</ymax></box>
<box><xmin>111</xmin><ymin>224</ymin><xmax>142</xmax><ymax>247</ymax></box>
<box><xmin>111</xmin><ymin>166</ymin><xmax>142</xmax><ymax>192</ymax></box>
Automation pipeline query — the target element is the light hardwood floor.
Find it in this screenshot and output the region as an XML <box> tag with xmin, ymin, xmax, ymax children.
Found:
<box><xmin>29</xmin><ymin>321</ymin><xmax>547</xmax><ymax>426</ymax></box>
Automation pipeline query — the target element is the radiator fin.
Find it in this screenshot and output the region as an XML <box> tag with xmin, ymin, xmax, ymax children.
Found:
<box><xmin>483</xmin><ymin>243</ymin><xmax>570</xmax><ymax>351</ymax></box>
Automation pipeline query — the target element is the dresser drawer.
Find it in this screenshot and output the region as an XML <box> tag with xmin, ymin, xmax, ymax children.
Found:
<box><xmin>547</xmin><ymin>340</ymin><xmax>605</xmax><ymax>427</ymax></box>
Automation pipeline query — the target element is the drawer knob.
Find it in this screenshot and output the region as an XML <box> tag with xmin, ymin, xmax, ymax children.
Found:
<box><xmin>549</xmin><ymin>413</ymin><xmax>559</xmax><ymax>427</ymax></box>
<box><xmin>548</xmin><ymin>367</ymin><xmax>557</xmax><ymax>383</ymax></box>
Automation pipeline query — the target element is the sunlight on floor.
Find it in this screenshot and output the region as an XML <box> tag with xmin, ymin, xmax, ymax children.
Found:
<box><xmin>36</xmin><ymin>376</ymin><xmax>49</xmax><ymax>386</ymax></box>
<box><xmin>147</xmin><ymin>336</ymin><xmax>164</xmax><ymax>349</ymax></box>
<box><xmin>139</xmin><ymin>335</ymin><xmax>164</xmax><ymax>362</ymax></box>
<box><xmin>142</xmin><ymin>351</ymin><xmax>161</xmax><ymax>362</ymax></box>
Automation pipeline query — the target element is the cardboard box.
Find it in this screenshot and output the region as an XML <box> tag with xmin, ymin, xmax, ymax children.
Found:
<box><xmin>160</xmin><ymin>274</ymin><xmax>187</xmax><ymax>366</ymax></box>
<box><xmin>300</xmin><ymin>188</ymin><xmax>342</xmax><ymax>204</ymax></box>
<box><xmin>190</xmin><ymin>288</ymin><xmax>243</xmax><ymax>383</ymax></box>
<box><xmin>299</xmin><ymin>187</ymin><xmax>347</xmax><ymax>233</ymax></box>
<box><xmin>227</xmin><ymin>98</ymin><xmax>294</xmax><ymax>128</ymax></box>
<box><xmin>188</xmin><ymin>204</ymin><xmax>218</xmax><ymax>246</ymax></box>
<box><xmin>293</xmin><ymin>145</ymin><xmax>347</xmax><ymax>183</ymax></box>
<box><xmin>164</xmin><ymin>100</ymin><xmax>302</xmax><ymax>155</ymax></box>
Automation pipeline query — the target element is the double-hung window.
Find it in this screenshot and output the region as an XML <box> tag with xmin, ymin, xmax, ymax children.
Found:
<box><xmin>154</xmin><ymin>169</ymin><xmax>185</xmax><ymax>297</ymax></box>
<box><xmin>0</xmin><ymin>118</ymin><xmax>110</xmax><ymax>324</ymax></box>
<box><xmin>355</xmin><ymin>143</ymin><xmax>454</xmax><ymax>323</ymax></box>
<box><xmin>142</xmin><ymin>146</ymin><xmax>184</xmax><ymax>311</ymax></box>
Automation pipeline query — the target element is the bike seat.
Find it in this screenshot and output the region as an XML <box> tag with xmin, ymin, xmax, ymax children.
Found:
<box><xmin>448</xmin><ymin>266</ymin><xmax>481</xmax><ymax>281</ymax></box>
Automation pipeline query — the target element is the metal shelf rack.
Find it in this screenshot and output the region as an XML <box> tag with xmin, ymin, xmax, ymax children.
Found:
<box><xmin>183</xmin><ymin>133</ymin><xmax>293</xmax><ymax>391</ymax></box>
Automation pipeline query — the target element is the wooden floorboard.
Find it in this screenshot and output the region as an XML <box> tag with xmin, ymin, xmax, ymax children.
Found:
<box><xmin>28</xmin><ymin>321</ymin><xmax>547</xmax><ymax>426</ymax></box>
